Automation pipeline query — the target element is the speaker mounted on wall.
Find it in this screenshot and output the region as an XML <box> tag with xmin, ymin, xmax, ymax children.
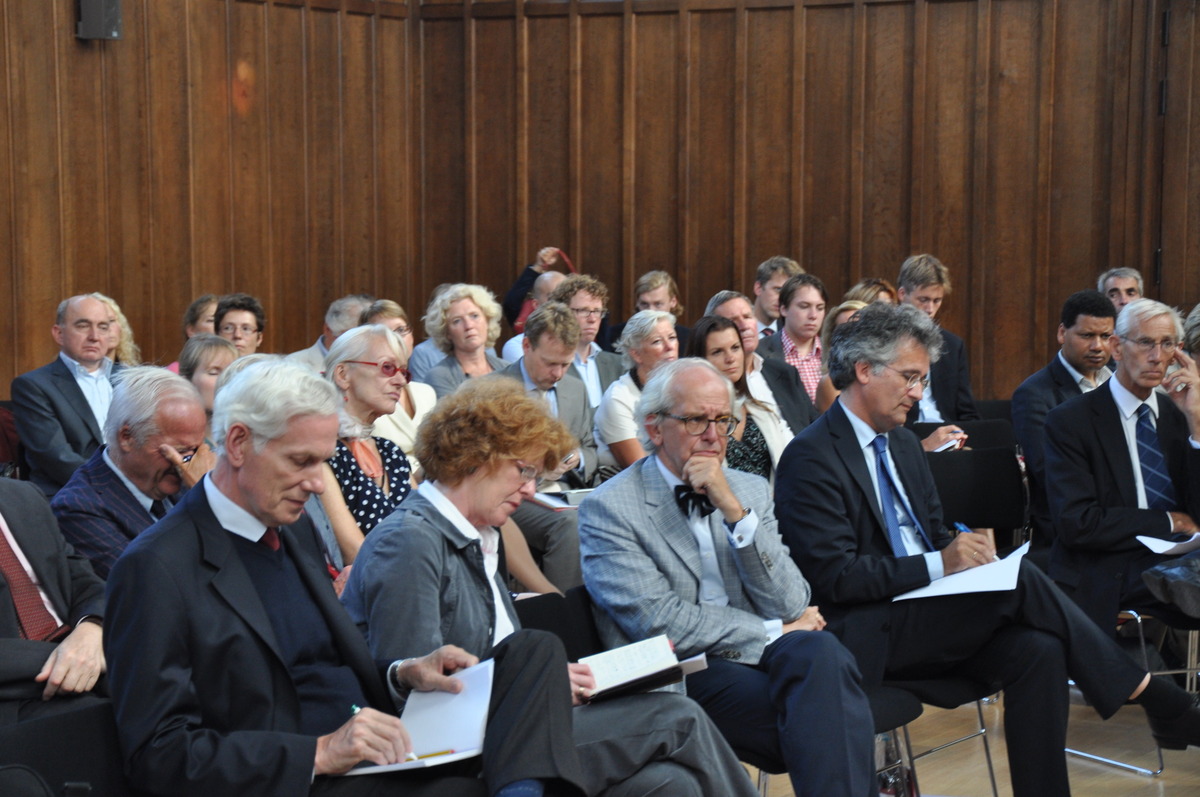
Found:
<box><xmin>77</xmin><ymin>0</ymin><xmax>122</xmax><ymax>40</ymax></box>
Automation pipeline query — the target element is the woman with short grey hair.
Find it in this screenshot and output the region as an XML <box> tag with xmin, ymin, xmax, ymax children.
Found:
<box><xmin>593</xmin><ymin>309</ymin><xmax>679</xmax><ymax>473</ymax></box>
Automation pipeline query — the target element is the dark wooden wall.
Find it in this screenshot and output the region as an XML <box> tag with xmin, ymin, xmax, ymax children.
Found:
<box><xmin>1</xmin><ymin>0</ymin><xmax>1195</xmax><ymax>400</ymax></box>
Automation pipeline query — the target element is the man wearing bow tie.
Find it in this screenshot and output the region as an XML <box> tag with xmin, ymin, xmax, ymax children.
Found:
<box><xmin>579</xmin><ymin>357</ymin><xmax>875</xmax><ymax>797</ymax></box>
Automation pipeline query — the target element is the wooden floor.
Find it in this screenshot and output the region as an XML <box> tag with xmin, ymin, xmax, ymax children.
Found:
<box><xmin>754</xmin><ymin>688</ymin><xmax>1200</xmax><ymax>796</ymax></box>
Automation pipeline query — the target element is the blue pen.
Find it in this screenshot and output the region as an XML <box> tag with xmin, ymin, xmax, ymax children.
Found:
<box><xmin>954</xmin><ymin>522</ymin><xmax>1000</xmax><ymax>561</ymax></box>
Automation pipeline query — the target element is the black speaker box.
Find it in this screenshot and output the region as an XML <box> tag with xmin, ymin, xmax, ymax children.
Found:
<box><xmin>77</xmin><ymin>0</ymin><xmax>122</xmax><ymax>40</ymax></box>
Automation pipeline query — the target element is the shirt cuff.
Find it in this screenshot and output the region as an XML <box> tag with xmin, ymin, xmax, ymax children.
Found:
<box><xmin>923</xmin><ymin>550</ymin><xmax>945</xmax><ymax>581</ymax></box>
<box><xmin>763</xmin><ymin>618</ymin><xmax>783</xmax><ymax>644</ymax></box>
<box><xmin>386</xmin><ymin>659</ymin><xmax>413</xmax><ymax>702</ymax></box>
<box><xmin>1169</xmin><ymin>512</ymin><xmax>1176</xmax><ymax>533</ymax></box>
<box><xmin>1189</xmin><ymin>436</ymin><xmax>1200</xmax><ymax>450</ymax></box>
<box><xmin>724</xmin><ymin>509</ymin><xmax>759</xmax><ymax>548</ymax></box>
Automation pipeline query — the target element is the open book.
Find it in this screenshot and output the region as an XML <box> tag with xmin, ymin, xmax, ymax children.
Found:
<box><xmin>579</xmin><ymin>635</ymin><xmax>707</xmax><ymax>702</ymax></box>
<box><xmin>345</xmin><ymin>658</ymin><xmax>494</xmax><ymax>775</ymax></box>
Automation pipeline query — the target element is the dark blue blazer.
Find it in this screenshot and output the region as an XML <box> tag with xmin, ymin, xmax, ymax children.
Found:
<box><xmin>1044</xmin><ymin>384</ymin><xmax>1200</xmax><ymax>630</ymax></box>
<box><xmin>1011</xmin><ymin>356</ymin><xmax>1086</xmax><ymax>545</ymax></box>
<box><xmin>904</xmin><ymin>328</ymin><xmax>979</xmax><ymax>427</ymax></box>
<box><xmin>776</xmin><ymin>400</ymin><xmax>952</xmax><ymax>687</ymax></box>
<box><xmin>51</xmin><ymin>448</ymin><xmax>157</xmax><ymax>579</ymax></box>
<box><xmin>11</xmin><ymin>358</ymin><xmax>120</xmax><ymax>497</ymax></box>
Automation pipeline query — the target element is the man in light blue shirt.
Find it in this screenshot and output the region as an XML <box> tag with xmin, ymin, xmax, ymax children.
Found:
<box><xmin>11</xmin><ymin>295</ymin><xmax>122</xmax><ymax>496</ymax></box>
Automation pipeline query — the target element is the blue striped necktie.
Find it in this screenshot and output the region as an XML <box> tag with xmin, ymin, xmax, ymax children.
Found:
<box><xmin>872</xmin><ymin>435</ymin><xmax>932</xmax><ymax>555</ymax></box>
<box><xmin>1136</xmin><ymin>403</ymin><xmax>1177</xmax><ymax>511</ymax></box>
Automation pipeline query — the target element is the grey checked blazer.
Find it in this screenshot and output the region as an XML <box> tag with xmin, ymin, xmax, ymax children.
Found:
<box><xmin>578</xmin><ymin>457</ymin><xmax>810</xmax><ymax>672</ymax></box>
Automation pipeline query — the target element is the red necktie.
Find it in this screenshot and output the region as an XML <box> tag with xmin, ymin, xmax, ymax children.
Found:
<box><xmin>260</xmin><ymin>527</ymin><xmax>281</xmax><ymax>551</ymax></box>
<box><xmin>0</xmin><ymin>533</ymin><xmax>66</xmax><ymax>641</ymax></box>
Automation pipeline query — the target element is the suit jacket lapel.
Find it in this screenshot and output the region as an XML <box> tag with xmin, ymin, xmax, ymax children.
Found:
<box><xmin>827</xmin><ymin>403</ymin><xmax>888</xmax><ymax>536</ymax></box>
<box><xmin>640</xmin><ymin>458</ymin><xmax>704</xmax><ymax>583</ymax></box>
<box><xmin>48</xmin><ymin>358</ymin><xmax>103</xmax><ymax>442</ymax></box>
<box><xmin>1092</xmin><ymin>391</ymin><xmax>1140</xmax><ymax>508</ymax></box>
<box><xmin>189</xmin><ymin>489</ymin><xmax>288</xmax><ymax>669</ymax></box>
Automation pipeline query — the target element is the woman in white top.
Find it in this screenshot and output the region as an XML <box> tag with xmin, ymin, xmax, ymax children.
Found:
<box><xmin>593</xmin><ymin>310</ymin><xmax>679</xmax><ymax>474</ymax></box>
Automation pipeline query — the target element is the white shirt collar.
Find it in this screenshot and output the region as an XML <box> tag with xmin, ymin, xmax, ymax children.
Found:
<box><xmin>653</xmin><ymin>455</ymin><xmax>684</xmax><ymax>490</ymax></box>
<box><xmin>59</xmin><ymin>351</ymin><xmax>113</xmax><ymax>378</ymax></box>
<box><xmin>840</xmin><ymin>398</ymin><xmax>885</xmax><ymax>452</ymax></box>
<box><xmin>102</xmin><ymin>447</ymin><xmax>157</xmax><ymax>515</ymax></box>
<box><xmin>1109</xmin><ymin>373</ymin><xmax>1159</xmax><ymax>422</ymax></box>
<box><xmin>417</xmin><ymin>480</ymin><xmax>484</xmax><ymax>543</ymax></box>
<box><xmin>1057</xmin><ymin>351</ymin><xmax>1110</xmax><ymax>391</ymax></box>
<box><xmin>574</xmin><ymin>341</ymin><xmax>602</xmax><ymax>365</ymax></box>
<box><xmin>203</xmin><ymin>475</ymin><xmax>269</xmax><ymax>542</ymax></box>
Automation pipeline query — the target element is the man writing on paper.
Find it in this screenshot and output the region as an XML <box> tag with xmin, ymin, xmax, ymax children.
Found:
<box><xmin>104</xmin><ymin>360</ymin><xmax>590</xmax><ymax>797</ymax></box>
<box><xmin>776</xmin><ymin>302</ymin><xmax>1200</xmax><ymax>796</ymax></box>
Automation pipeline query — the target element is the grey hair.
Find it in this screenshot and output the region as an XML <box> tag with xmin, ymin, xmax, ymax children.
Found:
<box><xmin>827</xmin><ymin>303</ymin><xmax>943</xmax><ymax>391</ymax></box>
<box><xmin>324</xmin><ymin>324</ymin><xmax>407</xmax><ymax>383</ymax></box>
<box><xmin>105</xmin><ymin>366</ymin><xmax>203</xmax><ymax>446</ymax></box>
<box><xmin>211</xmin><ymin>360</ymin><xmax>339</xmax><ymax>454</ymax></box>
<box><xmin>214</xmin><ymin>353</ymin><xmax>283</xmax><ymax>396</ymax></box>
<box><xmin>325</xmin><ymin>294</ymin><xmax>375</xmax><ymax>337</ymax></box>
<box><xmin>1184</xmin><ymin>304</ymin><xmax>1200</xmax><ymax>355</ymax></box>
<box><xmin>1115</xmin><ymin>298</ymin><xmax>1183</xmax><ymax>341</ymax></box>
<box><xmin>704</xmin><ymin>290</ymin><xmax>751</xmax><ymax>317</ymax></box>
<box><xmin>1097</xmin><ymin>267</ymin><xmax>1144</xmax><ymax>295</ymax></box>
<box><xmin>635</xmin><ymin>358</ymin><xmax>737</xmax><ymax>454</ymax></box>
<box><xmin>616</xmin><ymin>310</ymin><xmax>677</xmax><ymax>355</ymax></box>
<box><xmin>422</xmin><ymin>283</ymin><xmax>503</xmax><ymax>355</ymax></box>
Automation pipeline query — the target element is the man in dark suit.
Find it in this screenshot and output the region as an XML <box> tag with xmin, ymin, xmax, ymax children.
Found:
<box><xmin>0</xmin><ymin>478</ymin><xmax>106</xmax><ymax>726</ymax></box>
<box><xmin>1011</xmin><ymin>291</ymin><xmax>1116</xmax><ymax>551</ymax></box>
<box><xmin>52</xmin><ymin>367</ymin><xmax>208</xmax><ymax>578</ymax></box>
<box><xmin>548</xmin><ymin>274</ymin><xmax>624</xmax><ymax>408</ymax></box>
<box><xmin>11</xmin><ymin>295</ymin><xmax>123</xmax><ymax>497</ymax></box>
<box><xmin>103</xmin><ymin>359</ymin><xmax>590</xmax><ymax>797</ymax></box>
<box><xmin>705</xmin><ymin>290</ymin><xmax>817</xmax><ymax>432</ymax></box>
<box><xmin>776</xmin><ymin>302</ymin><xmax>1200</xmax><ymax>795</ymax></box>
<box><xmin>496</xmin><ymin>303</ymin><xmax>593</xmax><ymax>590</ymax></box>
<box><xmin>895</xmin><ymin>255</ymin><xmax>979</xmax><ymax>447</ymax></box>
<box><xmin>1044</xmin><ymin>298</ymin><xmax>1200</xmax><ymax>634</ymax></box>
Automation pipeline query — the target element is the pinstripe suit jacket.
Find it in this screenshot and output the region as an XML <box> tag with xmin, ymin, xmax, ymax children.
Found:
<box><xmin>51</xmin><ymin>448</ymin><xmax>157</xmax><ymax>579</ymax></box>
<box><xmin>578</xmin><ymin>457</ymin><xmax>810</xmax><ymax>675</ymax></box>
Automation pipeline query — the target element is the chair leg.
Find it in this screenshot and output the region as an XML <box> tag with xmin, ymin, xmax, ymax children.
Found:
<box><xmin>1065</xmin><ymin>609</ymin><xmax>1165</xmax><ymax>777</ymax></box>
<box><xmin>755</xmin><ymin>767</ymin><xmax>770</xmax><ymax>797</ymax></box>
<box><xmin>908</xmin><ymin>700</ymin><xmax>999</xmax><ymax>797</ymax></box>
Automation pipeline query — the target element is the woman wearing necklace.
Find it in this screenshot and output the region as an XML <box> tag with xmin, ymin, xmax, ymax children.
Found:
<box><xmin>424</xmin><ymin>283</ymin><xmax>509</xmax><ymax>399</ymax></box>
<box><xmin>593</xmin><ymin>310</ymin><xmax>679</xmax><ymax>474</ymax></box>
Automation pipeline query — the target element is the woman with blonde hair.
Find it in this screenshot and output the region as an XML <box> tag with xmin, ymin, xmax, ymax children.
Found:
<box><xmin>424</xmin><ymin>283</ymin><xmax>509</xmax><ymax>398</ymax></box>
<box><xmin>91</xmin><ymin>292</ymin><xmax>141</xmax><ymax>366</ymax></box>
<box><xmin>814</xmin><ymin>299</ymin><xmax>868</xmax><ymax>412</ymax></box>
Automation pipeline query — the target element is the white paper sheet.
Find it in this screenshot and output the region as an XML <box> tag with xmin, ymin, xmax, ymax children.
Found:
<box><xmin>1137</xmin><ymin>533</ymin><xmax>1200</xmax><ymax>555</ymax></box>
<box><xmin>344</xmin><ymin>658</ymin><xmax>494</xmax><ymax>775</ymax></box>
<box><xmin>892</xmin><ymin>542</ymin><xmax>1030</xmax><ymax>602</ymax></box>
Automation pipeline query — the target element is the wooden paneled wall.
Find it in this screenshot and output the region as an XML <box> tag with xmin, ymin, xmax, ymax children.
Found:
<box><xmin>0</xmin><ymin>0</ymin><xmax>1193</xmax><ymax>400</ymax></box>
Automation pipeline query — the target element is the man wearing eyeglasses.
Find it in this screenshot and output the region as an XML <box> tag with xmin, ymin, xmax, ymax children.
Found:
<box><xmin>52</xmin><ymin>367</ymin><xmax>207</xmax><ymax>579</ymax></box>
<box><xmin>778</xmin><ymin>302</ymin><xmax>1200</xmax><ymax>794</ymax></box>
<box><xmin>548</xmin><ymin>274</ymin><xmax>624</xmax><ymax>408</ymax></box>
<box><xmin>1044</xmin><ymin>297</ymin><xmax>1200</xmax><ymax>635</ymax></box>
<box><xmin>579</xmin><ymin>357</ymin><xmax>877</xmax><ymax>797</ymax></box>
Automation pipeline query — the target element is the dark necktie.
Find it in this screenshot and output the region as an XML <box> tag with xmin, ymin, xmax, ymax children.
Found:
<box><xmin>150</xmin><ymin>500</ymin><xmax>167</xmax><ymax>520</ymax></box>
<box><xmin>872</xmin><ymin>435</ymin><xmax>931</xmax><ymax>555</ymax></box>
<box><xmin>1136</xmin><ymin>404</ymin><xmax>1177</xmax><ymax>511</ymax></box>
<box><xmin>0</xmin><ymin>532</ymin><xmax>66</xmax><ymax>641</ymax></box>
<box><xmin>674</xmin><ymin>485</ymin><xmax>715</xmax><ymax>518</ymax></box>
<box><xmin>761</xmin><ymin>327</ymin><xmax>774</xmax><ymax>337</ymax></box>
<box><xmin>260</xmin><ymin>527</ymin><xmax>281</xmax><ymax>552</ymax></box>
